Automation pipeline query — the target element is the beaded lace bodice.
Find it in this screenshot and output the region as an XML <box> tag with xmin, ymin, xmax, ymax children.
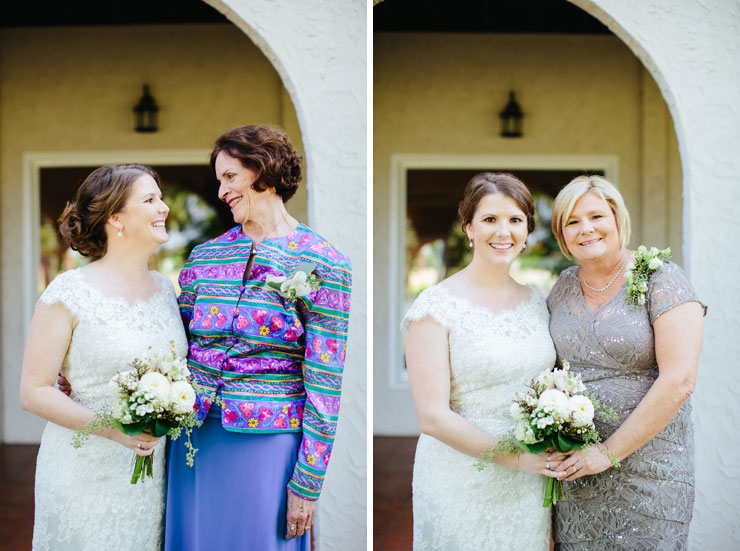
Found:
<box><xmin>32</xmin><ymin>268</ymin><xmax>187</xmax><ymax>551</ymax></box>
<box><xmin>402</xmin><ymin>283</ymin><xmax>556</xmax><ymax>550</ymax></box>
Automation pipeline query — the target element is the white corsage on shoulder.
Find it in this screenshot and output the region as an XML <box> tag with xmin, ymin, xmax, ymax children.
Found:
<box><xmin>624</xmin><ymin>246</ymin><xmax>671</xmax><ymax>309</ymax></box>
<box><xmin>266</xmin><ymin>262</ymin><xmax>320</xmax><ymax>302</ymax></box>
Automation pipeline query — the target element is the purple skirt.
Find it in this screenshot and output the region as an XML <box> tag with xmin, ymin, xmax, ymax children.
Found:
<box><xmin>164</xmin><ymin>405</ymin><xmax>310</xmax><ymax>551</ymax></box>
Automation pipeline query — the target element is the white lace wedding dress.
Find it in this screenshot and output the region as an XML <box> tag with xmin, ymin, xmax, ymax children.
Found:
<box><xmin>32</xmin><ymin>269</ymin><xmax>188</xmax><ymax>551</ymax></box>
<box><xmin>403</xmin><ymin>283</ymin><xmax>556</xmax><ymax>551</ymax></box>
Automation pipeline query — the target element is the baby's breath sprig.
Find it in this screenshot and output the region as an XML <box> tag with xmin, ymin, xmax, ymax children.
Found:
<box><xmin>584</xmin><ymin>393</ymin><xmax>619</xmax><ymax>423</ymax></box>
<box><xmin>624</xmin><ymin>246</ymin><xmax>671</xmax><ymax>309</ymax></box>
<box><xmin>475</xmin><ymin>430</ymin><xmax>521</xmax><ymax>471</ymax></box>
<box><xmin>72</xmin><ymin>406</ymin><xmax>113</xmax><ymax>449</ymax></box>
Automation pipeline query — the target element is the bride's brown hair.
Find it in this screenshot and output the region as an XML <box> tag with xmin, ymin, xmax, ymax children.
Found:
<box><xmin>58</xmin><ymin>164</ymin><xmax>160</xmax><ymax>259</ymax></box>
<box><xmin>458</xmin><ymin>172</ymin><xmax>535</xmax><ymax>234</ymax></box>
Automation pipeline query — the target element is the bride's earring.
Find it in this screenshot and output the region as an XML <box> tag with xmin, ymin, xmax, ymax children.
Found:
<box><xmin>117</xmin><ymin>227</ymin><xmax>123</xmax><ymax>237</ymax></box>
<box><xmin>469</xmin><ymin>240</ymin><xmax>473</xmax><ymax>248</ymax></box>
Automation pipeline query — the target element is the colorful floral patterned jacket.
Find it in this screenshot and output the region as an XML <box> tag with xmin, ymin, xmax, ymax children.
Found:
<box><xmin>177</xmin><ymin>223</ymin><xmax>352</xmax><ymax>501</ymax></box>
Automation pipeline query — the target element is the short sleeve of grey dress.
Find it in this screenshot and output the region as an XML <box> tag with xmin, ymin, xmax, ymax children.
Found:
<box><xmin>546</xmin><ymin>262</ymin><xmax>706</xmax><ymax>551</ymax></box>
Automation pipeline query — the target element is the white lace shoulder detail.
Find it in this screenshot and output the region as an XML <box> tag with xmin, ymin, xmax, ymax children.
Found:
<box><xmin>38</xmin><ymin>269</ymin><xmax>84</xmax><ymax>316</ymax></box>
<box><xmin>401</xmin><ymin>284</ymin><xmax>455</xmax><ymax>332</ymax></box>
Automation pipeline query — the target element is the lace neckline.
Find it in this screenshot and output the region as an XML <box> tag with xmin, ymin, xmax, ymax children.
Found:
<box><xmin>436</xmin><ymin>283</ymin><xmax>536</xmax><ymax>320</ymax></box>
<box><xmin>74</xmin><ymin>269</ymin><xmax>167</xmax><ymax>309</ymax></box>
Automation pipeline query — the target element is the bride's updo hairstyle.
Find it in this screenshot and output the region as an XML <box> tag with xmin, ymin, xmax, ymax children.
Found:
<box><xmin>458</xmin><ymin>172</ymin><xmax>536</xmax><ymax>234</ymax></box>
<box><xmin>58</xmin><ymin>164</ymin><xmax>160</xmax><ymax>260</ymax></box>
<box><xmin>210</xmin><ymin>124</ymin><xmax>303</xmax><ymax>203</ymax></box>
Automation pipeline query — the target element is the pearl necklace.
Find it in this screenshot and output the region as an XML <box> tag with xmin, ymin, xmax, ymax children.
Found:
<box><xmin>580</xmin><ymin>253</ymin><xmax>628</xmax><ymax>293</ymax></box>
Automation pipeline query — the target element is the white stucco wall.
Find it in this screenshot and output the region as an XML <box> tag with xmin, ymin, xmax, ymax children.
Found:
<box><xmin>373</xmin><ymin>32</ymin><xmax>682</xmax><ymax>436</ymax></box>
<box><xmin>570</xmin><ymin>2</ymin><xmax>740</xmax><ymax>548</ymax></box>
<box><xmin>198</xmin><ymin>2</ymin><xmax>368</xmax><ymax>549</ymax></box>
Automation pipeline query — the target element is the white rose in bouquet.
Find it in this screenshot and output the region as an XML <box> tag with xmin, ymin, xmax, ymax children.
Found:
<box><xmin>536</xmin><ymin>371</ymin><xmax>555</xmax><ymax>389</ymax></box>
<box><xmin>553</xmin><ymin>370</ymin><xmax>575</xmax><ymax>393</ymax></box>
<box><xmin>111</xmin><ymin>395</ymin><xmax>128</xmax><ymax>419</ymax></box>
<box><xmin>509</xmin><ymin>402</ymin><xmax>528</xmax><ymax>421</ymax></box>
<box><xmin>514</xmin><ymin>421</ymin><xmax>537</xmax><ymax>445</ymax></box>
<box><xmin>169</xmin><ymin>381</ymin><xmax>196</xmax><ymax>414</ymax></box>
<box><xmin>137</xmin><ymin>372</ymin><xmax>171</xmax><ymax>407</ymax></box>
<box><xmin>537</xmin><ymin>389</ymin><xmax>569</xmax><ymax>417</ymax></box>
<box><xmin>162</xmin><ymin>357</ymin><xmax>190</xmax><ymax>382</ymax></box>
<box><xmin>568</xmin><ymin>395</ymin><xmax>595</xmax><ymax>427</ymax></box>
<box><xmin>515</xmin><ymin>390</ymin><xmax>538</xmax><ymax>408</ymax></box>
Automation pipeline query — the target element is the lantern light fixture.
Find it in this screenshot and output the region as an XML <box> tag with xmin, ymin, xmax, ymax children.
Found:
<box><xmin>499</xmin><ymin>90</ymin><xmax>523</xmax><ymax>138</ymax></box>
<box><xmin>134</xmin><ymin>84</ymin><xmax>158</xmax><ymax>133</ymax></box>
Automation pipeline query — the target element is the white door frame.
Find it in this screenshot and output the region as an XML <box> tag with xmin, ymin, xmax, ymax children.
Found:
<box><xmin>387</xmin><ymin>153</ymin><xmax>620</xmax><ymax>389</ymax></box>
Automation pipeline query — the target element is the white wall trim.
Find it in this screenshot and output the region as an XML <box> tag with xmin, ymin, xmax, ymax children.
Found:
<box><xmin>21</xmin><ymin>149</ymin><xmax>211</xmax><ymax>332</ymax></box>
<box><xmin>388</xmin><ymin>153</ymin><xmax>620</xmax><ymax>390</ymax></box>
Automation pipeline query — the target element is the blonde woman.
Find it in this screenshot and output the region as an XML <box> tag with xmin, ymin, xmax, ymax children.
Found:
<box><xmin>404</xmin><ymin>173</ymin><xmax>567</xmax><ymax>550</ymax></box>
<box><xmin>547</xmin><ymin>176</ymin><xmax>705</xmax><ymax>550</ymax></box>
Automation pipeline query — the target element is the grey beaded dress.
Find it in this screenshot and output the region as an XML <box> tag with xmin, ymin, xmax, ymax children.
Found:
<box><xmin>546</xmin><ymin>262</ymin><xmax>706</xmax><ymax>551</ymax></box>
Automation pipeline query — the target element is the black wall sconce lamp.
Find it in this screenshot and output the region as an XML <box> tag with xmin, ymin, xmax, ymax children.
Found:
<box><xmin>499</xmin><ymin>91</ymin><xmax>523</xmax><ymax>138</ymax></box>
<box><xmin>134</xmin><ymin>84</ymin><xmax>158</xmax><ymax>133</ymax></box>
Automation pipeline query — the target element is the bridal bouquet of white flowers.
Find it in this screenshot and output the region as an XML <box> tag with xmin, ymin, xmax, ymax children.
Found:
<box><xmin>73</xmin><ymin>341</ymin><xmax>201</xmax><ymax>484</ymax></box>
<box><xmin>479</xmin><ymin>360</ymin><xmax>618</xmax><ymax>506</ymax></box>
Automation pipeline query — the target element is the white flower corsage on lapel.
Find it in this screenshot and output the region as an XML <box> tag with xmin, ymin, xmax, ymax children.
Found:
<box><xmin>265</xmin><ymin>262</ymin><xmax>320</xmax><ymax>302</ymax></box>
<box><xmin>624</xmin><ymin>246</ymin><xmax>671</xmax><ymax>309</ymax></box>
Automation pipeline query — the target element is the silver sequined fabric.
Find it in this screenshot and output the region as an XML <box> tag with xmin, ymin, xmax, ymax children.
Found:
<box><xmin>547</xmin><ymin>262</ymin><xmax>706</xmax><ymax>551</ymax></box>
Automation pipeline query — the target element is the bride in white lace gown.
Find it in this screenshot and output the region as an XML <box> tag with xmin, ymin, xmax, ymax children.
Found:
<box><xmin>403</xmin><ymin>173</ymin><xmax>567</xmax><ymax>550</ymax></box>
<box><xmin>19</xmin><ymin>165</ymin><xmax>187</xmax><ymax>551</ymax></box>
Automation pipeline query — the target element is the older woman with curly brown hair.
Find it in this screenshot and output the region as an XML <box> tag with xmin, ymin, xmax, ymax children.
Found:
<box><xmin>164</xmin><ymin>125</ymin><xmax>352</xmax><ymax>551</ymax></box>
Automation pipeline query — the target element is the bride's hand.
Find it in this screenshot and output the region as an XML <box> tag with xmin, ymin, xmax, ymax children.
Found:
<box><xmin>509</xmin><ymin>451</ymin><xmax>570</xmax><ymax>479</ymax></box>
<box><xmin>103</xmin><ymin>428</ymin><xmax>160</xmax><ymax>456</ymax></box>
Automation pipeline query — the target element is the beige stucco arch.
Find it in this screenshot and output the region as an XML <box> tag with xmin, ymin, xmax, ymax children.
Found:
<box><xmin>203</xmin><ymin>2</ymin><xmax>367</xmax><ymax>549</ymax></box>
<box><xmin>571</xmin><ymin>1</ymin><xmax>738</xmax><ymax>547</ymax></box>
